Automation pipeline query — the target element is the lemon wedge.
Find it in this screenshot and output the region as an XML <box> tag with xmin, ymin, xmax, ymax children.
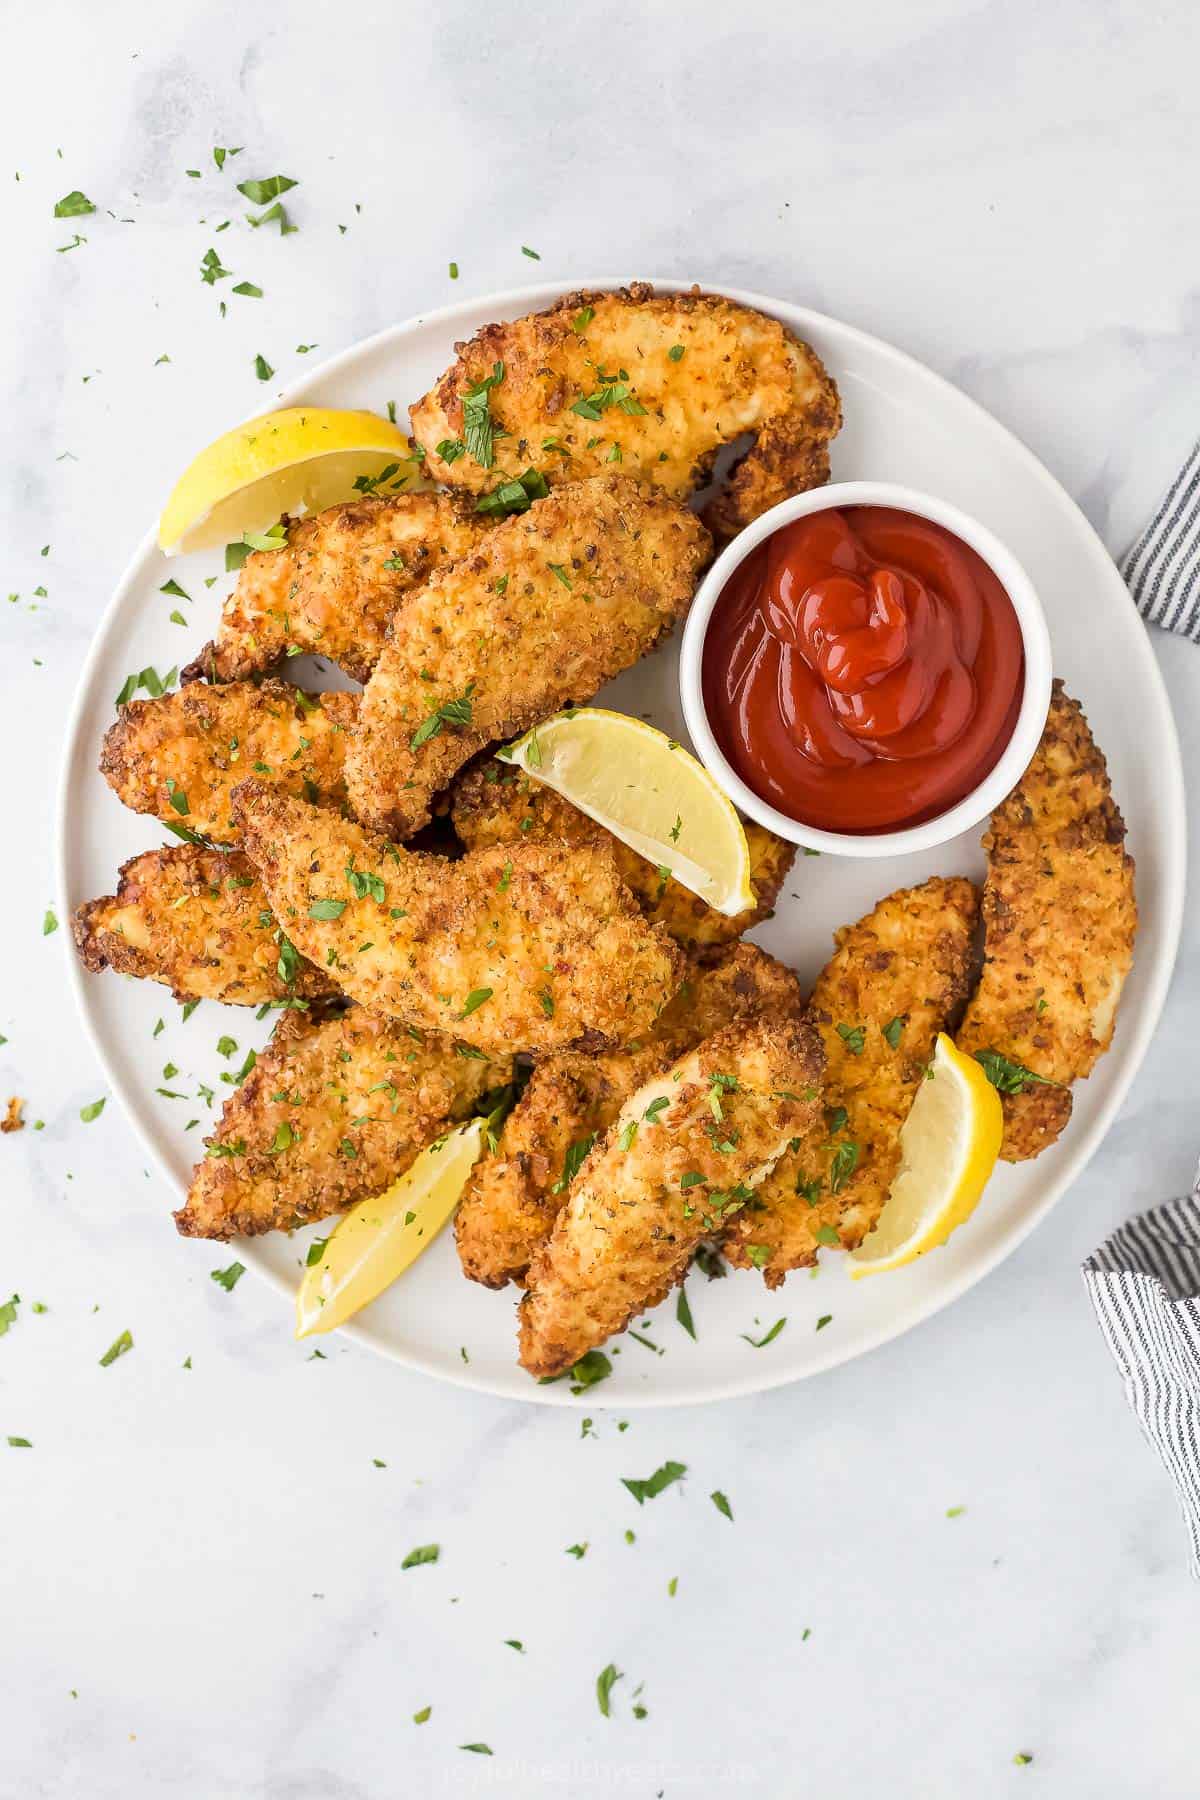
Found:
<box><xmin>849</xmin><ymin>1034</ymin><xmax>1003</xmax><ymax>1277</ymax></box>
<box><xmin>498</xmin><ymin>708</ymin><xmax>755</xmax><ymax>917</ymax></box>
<box><xmin>295</xmin><ymin>1119</ymin><xmax>485</xmax><ymax>1337</ymax></box>
<box><xmin>158</xmin><ymin>407</ymin><xmax>426</xmax><ymax>555</ymax></box>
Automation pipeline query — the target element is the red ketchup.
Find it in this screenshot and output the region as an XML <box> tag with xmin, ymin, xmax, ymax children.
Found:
<box><xmin>701</xmin><ymin>507</ymin><xmax>1025</xmax><ymax>833</ymax></box>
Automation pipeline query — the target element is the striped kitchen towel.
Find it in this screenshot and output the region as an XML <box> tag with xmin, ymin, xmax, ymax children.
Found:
<box><xmin>1122</xmin><ymin>438</ymin><xmax>1200</xmax><ymax>639</ymax></box>
<box><xmin>1083</xmin><ymin>1179</ymin><xmax>1200</xmax><ymax>1576</ymax></box>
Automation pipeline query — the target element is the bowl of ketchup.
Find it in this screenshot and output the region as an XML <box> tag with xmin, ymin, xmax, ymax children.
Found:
<box><xmin>680</xmin><ymin>482</ymin><xmax>1052</xmax><ymax>858</ymax></box>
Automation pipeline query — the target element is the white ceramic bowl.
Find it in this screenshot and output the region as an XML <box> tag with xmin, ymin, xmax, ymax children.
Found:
<box><xmin>679</xmin><ymin>480</ymin><xmax>1053</xmax><ymax>858</ymax></box>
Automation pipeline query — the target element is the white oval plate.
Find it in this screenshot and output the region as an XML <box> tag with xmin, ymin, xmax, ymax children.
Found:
<box><xmin>58</xmin><ymin>280</ymin><xmax>1185</xmax><ymax>1406</ymax></box>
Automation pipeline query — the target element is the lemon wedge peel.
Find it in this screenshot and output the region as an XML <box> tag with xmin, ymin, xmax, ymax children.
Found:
<box><xmin>499</xmin><ymin>708</ymin><xmax>754</xmax><ymax>917</ymax></box>
<box><xmin>158</xmin><ymin>407</ymin><xmax>424</xmax><ymax>555</ymax></box>
<box><xmin>848</xmin><ymin>1034</ymin><xmax>1003</xmax><ymax>1278</ymax></box>
<box><xmin>294</xmin><ymin>1117</ymin><xmax>486</xmax><ymax>1338</ymax></box>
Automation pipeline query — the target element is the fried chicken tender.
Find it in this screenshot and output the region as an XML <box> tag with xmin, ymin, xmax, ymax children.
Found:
<box><xmin>518</xmin><ymin>1014</ymin><xmax>825</xmax><ymax>1377</ymax></box>
<box><xmin>957</xmin><ymin>683</ymin><xmax>1136</xmax><ymax>1162</ymax></box>
<box><xmin>456</xmin><ymin>943</ymin><xmax>804</xmax><ymax>1288</ymax></box>
<box><xmin>346</xmin><ymin>476</ymin><xmax>710</xmax><ymax>837</ymax></box>
<box><xmin>100</xmin><ymin>679</ymin><xmax>356</xmax><ymax>844</ymax></box>
<box><xmin>232</xmin><ymin>782</ymin><xmax>684</xmax><ymax>1057</ymax></box>
<box><xmin>450</xmin><ymin>759</ymin><xmax>796</xmax><ymax>959</ymax></box>
<box><xmin>182</xmin><ymin>492</ymin><xmax>491</xmax><ymax>686</ymax></box>
<box><xmin>725</xmin><ymin>877</ymin><xmax>979</xmax><ymax>1286</ymax></box>
<box><xmin>72</xmin><ymin>844</ymin><xmax>334</xmax><ymax>1006</ymax></box>
<box><xmin>411</xmin><ymin>283</ymin><xmax>841</xmax><ymax>538</ymax></box>
<box><xmin>176</xmin><ymin>1005</ymin><xmax>509</xmax><ymax>1240</ymax></box>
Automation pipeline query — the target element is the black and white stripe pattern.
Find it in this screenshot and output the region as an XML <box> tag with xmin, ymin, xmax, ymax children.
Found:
<box><xmin>1122</xmin><ymin>439</ymin><xmax>1200</xmax><ymax>640</ymax></box>
<box><xmin>1083</xmin><ymin>1179</ymin><xmax>1200</xmax><ymax>1576</ymax></box>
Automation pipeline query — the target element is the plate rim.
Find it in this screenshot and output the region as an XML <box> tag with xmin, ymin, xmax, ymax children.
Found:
<box><xmin>57</xmin><ymin>275</ymin><xmax>1187</xmax><ymax>1407</ymax></box>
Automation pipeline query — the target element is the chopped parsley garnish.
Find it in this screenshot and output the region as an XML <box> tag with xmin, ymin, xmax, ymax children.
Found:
<box><xmin>836</xmin><ymin>1022</ymin><xmax>866</xmax><ymax>1055</ymax></box>
<box><xmin>308</xmin><ymin>899</ymin><xmax>346</xmax><ymax>920</ymax></box>
<box><xmin>816</xmin><ymin>1313</ymin><xmax>832</xmax><ymax>1331</ymax></box>
<box><xmin>458</xmin><ymin>987</ymin><xmax>493</xmax><ymax>1020</ymax></box>
<box><xmin>413</xmin><ymin>1706</ymin><xmax>431</xmax><ymax>1724</ymax></box>
<box><xmin>210</xmin><ymin>1262</ymin><xmax>245</xmax><ymax>1292</ymax></box>
<box><xmin>946</xmin><ymin>1505</ymin><xmax>967</xmax><ymax>1518</ymax></box>
<box><xmin>461</xmin><ymin>360</ymin><xmax>505</xmax><ymax>468</ymax></box>
<box><xmin>570</xmin><ymin>376</ymin><xmax>647</xmax><ymax>421</ymax></box>
<box><xmin>824</xmin><ymin>1105</ymin><xmax>849</xmax><ymax>1136</ymax></box>
<box><xmin>459</xmin><ymin>1744</ymin><xmax>492</xmax><ymax>1756</ymax></box>
<box><xmin>401</xmin><ymin>1543</ymin><xmax>440</xmax><ymax>1569</ymax></box>
<box><xmin>547</xmin><ymin>561</ymin><xmax>573</xmax><ymax>589</ymax></box>
<box><xmin>974</xmin><ymin>1049</ymin><xmax>1060</xmax><ymax>1094</ymax></box>
<box><xmin>741</xmin><ymin>1318</ymin><xmax>786</xmax><ymax>1348</ymax></box>
<box><xmin>99</xmin><ymin>1330</ymin><xmax>133</xmax><ymax>1367</ymax></box>
<box><xmin>54</xmin><ymin>190</ymin><xmax>95</xmax><ymax>218</ymax></box>
<box><xmin>79</xmin><ymin>1098</ymin><xmax>106</xmax><ymax>1123</ymax></box>
<box><xmin>621</xmin><ymin>1460</ymin><xmax>686</xmax><ymax>1505</ymax></box>
<box><xmin>0</xmin><ymin>1296</ymin><xmax>19</xmax><ymax>1336</ymax></box>
<box><xmin>267</xmin><ymin>1121</ymin><xmax>295</xmax><ymax>1154</ymax></box>
<box><xmin>42</xmin><ymin>908</ymin><xmax>59</xmax><ymax>937</ymax></box>
<box><xmin>675</xmin><ymin>1285</ymin><xmax>696</xmax><ymax>1340</ymax></box>
<box><xmin>668</xmin><ymin>343</ymin><xmax>685</xmax><ymax>361</ymax></box>
<box><xmin>305</xmin><ymin>1237</ymin><xmax>328</xmax><ymax>1267</ymax></box>
<box><xmin>232</xmin><ymin>281</ymin><xmax>262</xmax><ymax>298</ymax></box>
<box><xmin>571</xmin><ymin>306</ymin><xmax>594</xmax><ymax>334</ymax></box>
<box><xmin>435</xmin><ymin>438</ymin><xmax>465</xmax><ymax>463</ymax></box>
<box><xmin>200</xmin><ymin>247</ymin><xmax>230</xmax><ymax>285</ymax></box>
<box><xmin>565</xmin><ymin>1542</ymin><xmax>587</xmax><ymax>1558</ymax></box>
<box><xmin>448</xmin><ymin>260</ymin><xmax>459</xmax><ymax>279</ymax></box>
<box><xmin>815</xmin><ymin>1223</ymin><xmax>842</xmax><ymax>1247</ymax></box>
<box><xmin>520</xmin><ymin>244</ymin><xmax>540</xmax><ymax>259</ymax></box>
<box><xmin>882</xmin><ymin>1015</ymin><xmax>906</xmax><ymax>1049</ymax></box>
<box><xmin>743</xmin><ymin>1245</ymin><xmax>773</xmax><ymax>1269</ymax></box>
<box><xmin>7</xmin><ymin>1437</ymin><xmax>32</xmax><ymax>1449</ymax></box>
<box><xmin>618</xmin><ymin>1119</ymin><xmax>638</xmax><ymax>1153</ymax></box>
<box><xmin>235</xmin><ymin>174</ymin><xmax>298</xmax><ymax>204</ymax></box>
<box><xmin>254</xmin><ymin>353</ymin><xmax>274</xmax><ymax>382</ymax></box>
<box><xmin>710</xmin><ymin>1489</ymin><xmax>734</xmax><ymax>1520</ymax></box>
<box><xmin>568</xmin><ymin>1350</ymin><xmax>612</xmax><ymax>1393</ymax></box>
<box><xmin>596</xmin><ymin>1663</ymin><xmax>622</xmax><ymax>1718</ymax></box>
<box><xmin>410</xmin><ymin>682</ymin><xmax>475</xmax><ymax>749</ymax></box>
<box><xmin>346</xmin><ymin>867</ymin><xmax>386</xmax><ymax>903</ymax></box>
<box><xmin>476</xmin><ymin>467</ymin><xmax>549</xmax><ymax>518</ymax></box>
<box><xmin>643</xmin><ymin>1096</ymin><xmax>669</xmax><ymax>1124</ymax></box>
<box><xmin>552</xmin><ymin>1132</ymin><xmax>597</xmax><ymax>1194</ymax></box>
<box><xmin>795</xmin><ymin>1175</ymin><xmax>822</xmax><ymax>1205</ymax></box>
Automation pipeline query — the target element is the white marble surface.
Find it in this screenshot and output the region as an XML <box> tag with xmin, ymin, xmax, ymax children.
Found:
<box><xmin>1</xmin><ymin>2</ymin><xmax>1197</xmax><ymax>1794</ymax></box>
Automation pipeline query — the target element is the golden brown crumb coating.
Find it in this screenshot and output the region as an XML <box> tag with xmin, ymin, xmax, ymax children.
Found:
<box><xmin>99</xmin><ymin>679</ymin><xmax>356</xmax><ymax>845</ymax></box>
<box><xmin>232</xmin><ymin>781</ymin><xmax>684</xmax><ymax>1057</ymax></box>
<box><xmin>456</xmin><ymin>943</ymin><xmax>804</xmax><ymax>1289</ymax></box>
<box><xmin>176</xmin><ymin>1005</ymin><xmax>509</xmax><ymax>1240</ymax></box>
<box><xmin>449</xmin><ymin>759</ymin><xmax>796</xmax><ymax>959</ymax></box>
<box><xmin>725</xmin><ymin>877</ymin><xmax>979</xmax><ymax>1286</ymax></box>
<box><xmin>410</xmin><ymin>282</ymin><xmax>841</xmax><ymax>538</ymax></box>
<box><xmin>957</xmin><ymin>682</ymin><xmax>1136</xmax><ymax>1161</ymax></box>
<box><xmin>183</xmin><ymin>491</ymin><xmax>491</xmax><ymax>686</ymax></box>
<box><xmin>518</xmin><ymin>1014</ymin><xmax>825</xmax><ymax>1377</ymax></box>
<box><xmin>345</xmin><ymin>476</ymin><xmax>710</xmax><ymax>838</ymax></box>
<box><xmin>72</xmin><ymin>844</ymin><xmax>334</xmax><ymax>1006</ymax></box>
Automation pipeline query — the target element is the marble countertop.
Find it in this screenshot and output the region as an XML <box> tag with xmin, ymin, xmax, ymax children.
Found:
<box><xmin>3</xmin><ymin>2</ymin><xmax>1197</xmax><ymax>1795</ymax></box>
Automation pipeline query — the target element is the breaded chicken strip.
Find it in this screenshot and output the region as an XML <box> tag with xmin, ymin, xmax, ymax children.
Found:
<box><xmin>725</xmin><ymin>877</ymin><xmax>979</xmax><ymax>1286</ymax></box>
<box><xmin>100</xmin><ymin>679</ymin><xmax>356</xmax><ymax>844</ymax></box>
<box><xmin>957</xmin><ymin>683</ymin><xmax>1136</xmax><ymax>1161</ymax></box>
<box><xmin>232</xmin><ymin>782</ymin><xmax>684</xmax><ymax>1057</ymax></box>
<box><xmin>518</xmin><ymin>1014</ymin><xmax>824</xmax><ymax>1377</ymax></box>
<box><xmin>450</xmin><ymin>759</ymin><xmax>796</xmax><ymax>959</ymax></box>
<box><xmin>456</xmin><ymin>943</ymin><xmax>804</xmax><ymax>1288</ymax></box>
<box><xmin>176</xmin><ymin>1006</ymin><xmax>509</xmax><ymax>1239</ymax></box>
<box><xmin>411</xmin><ymin>283</ymin><xmax>841</xmax><ymax>538</ymax></box>
<box><xmin>72</xmin><ymin>844</ymin><xmax>334</xmax><ymax>1006</ymax></box>
<box><xmin>182</xmin><ymin>492</ymin><xmax>490</xmax><ymax>686</ymax></box>
<box><xmin>346</xmin><ymin>476</ymin><xmax>710</xmax><ymax>837</ymax></box>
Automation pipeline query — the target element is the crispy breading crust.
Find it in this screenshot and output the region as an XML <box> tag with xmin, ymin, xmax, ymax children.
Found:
<box><xmin>449</xmin><ymin>759</ymin><xmax>796</xmax><ymax>959</ymax></box>
<box><xmin>410</xmin><ymin>283</ymin><xmax>841</xmax><ymax>538</ymax></box>
<box><xmin>71</xmin><ymin>844</ymin><xmax>334</xmax><ymax>1006</ymax></box>
<box><xmin>182</xmin><ymin>492</ymin><xmax>491</xmax><ymax>686</ymax></box>
<box><xmin>176</xmin><ymin>1006</ymin><xmax>509</xmax><ymax>1240</ymax></box>
<box><xmin>957</xmin><ymin>682</ymin><xmax>1136</xmax><ymax>1161</ymax></box>
<box><xmin>455</xmin><ymin>943</ymin><xmax>805</xmax><ymax>1288</ymax></box>
<box><xmin>724</xmin><ymin>877</ymin><xmax>980</xmax><ymax>1286</ymax></box>
<box><xmin>99</xmin><ymin>680</ymin><xmax>357</xmax><ymax>844</ymax></box>
<box><xmin>346</xmin><ymin>475</ymin><xmax>710</xmax><ymax>838</ymax></box>
<box><xmin>232</xmin><ymin>781</ymin><xmax>685</xmax><ymax>1056</ymax></box>
<box><xmin>518</xmin><ymin>1014</ymin><xmax>825</xmax><ymax>1377</ymax></box>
